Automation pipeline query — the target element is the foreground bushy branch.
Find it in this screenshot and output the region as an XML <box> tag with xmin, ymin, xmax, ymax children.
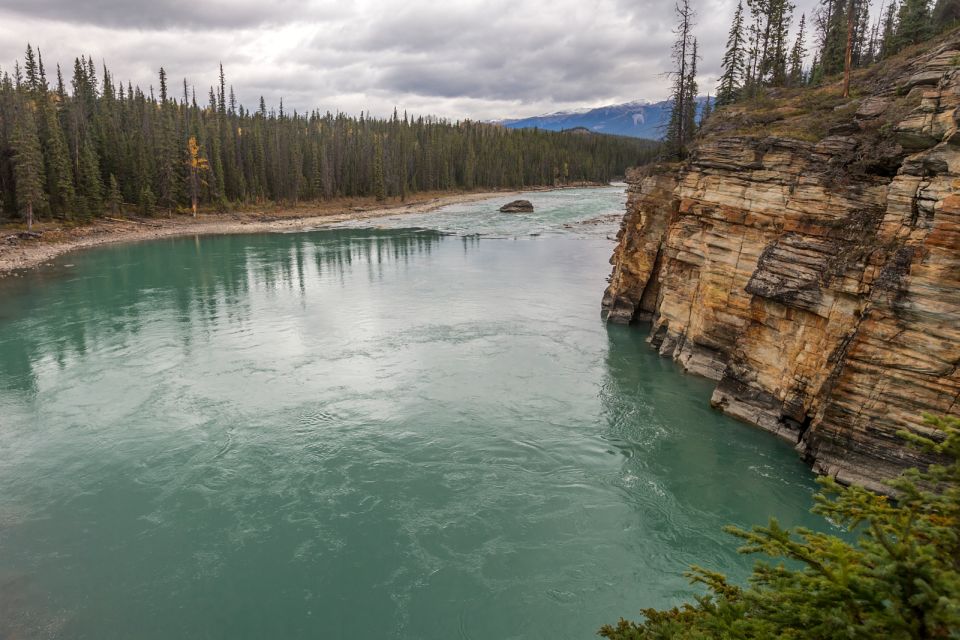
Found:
<box><xmin>601</xmin><ymin>415</ymin><xmax>960</xmax><ymax>639</ymax></box>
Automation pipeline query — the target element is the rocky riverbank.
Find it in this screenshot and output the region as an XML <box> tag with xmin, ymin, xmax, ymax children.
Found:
<box><xmin>602</xmin><ymin>31</ymin><xmax>960</xmax><ymax>491</ymax></box>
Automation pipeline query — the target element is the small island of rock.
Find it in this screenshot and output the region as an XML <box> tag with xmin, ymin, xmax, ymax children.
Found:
<box><xmin>499</xmin><ymin>200</ymin><xmax>534</xmax><ymax>213</ymax></box>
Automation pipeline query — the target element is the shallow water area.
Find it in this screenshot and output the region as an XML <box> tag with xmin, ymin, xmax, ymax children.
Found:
<box><xmin>0</xmin><ymin>186</ymin><xmax>823</xmax><ymax>639</ymax></box>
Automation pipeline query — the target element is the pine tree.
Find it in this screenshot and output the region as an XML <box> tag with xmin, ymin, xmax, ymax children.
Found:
<box><xmin>139</xmin><ymin>184</ymin><xmax>156</xmax><ymax>217</ymax></box>
<box><xmin>683</xmin><ymin>39</ymin><xmax>699</xmax><ymax>141</ymax></box>
<box><xmin>77</xmin><ymin>136</ymin><xmax>103</xmax><ymax>219</ymax></box>
<box><xmin>158</xmin><ymin>67</ymin><xmax>167</xmax><ymax>103</ymax></box>
<box><xmin>853</xmin><ymin>0</ymin><xmax>873</xmax><ymax>65</ymax></box>
<box><xmin>37</xmin><ymin>49</ymin><xmax>48</xmax><ymax>94</ymax></box>
<box><xmin>665</xmin><ymin>0</ymin><xmax>696</xmax><ymax>159</ymax></box>
<box><xmin>1</xmin><ymin>47</ymin><xmax>657</xmax><ymax>224</ymax></box>
<box><xmin>699</xmin><ymin>95</ymin><xmax>713</xmax><ymax>126</ymax></box>
<box><xmin>744</xmin><ymin>0</ymin><xmax>765</xmax><ymax>91</ymax></box>
<box><xmin>155</xmin><ymin>103</ymin><xmax>180</xmax><ymax>214</ymax></box>
<box><xmin>932</xmin><ymin>0</ymin><xmax>960</xmax><ymax>29</ymax></box>
<box><xmin>23</xmin><ymin>44</ymin><xmax>39</xmax><ymax>92</ymax></box>
<box><xmin>12</xmin><ymin>101</ymin><xmax>47</xmax><ymax>230</ymax></box>
<box><xmin>865</xmin><ymin>1</ymin><xmax>886</xmax><ymax>63</ymax></box>
<box><xmin>880</xmin><ymin>0</ymin><xmax>900</xmax><ymax>57</ymax></box>
<box><xmin>55</xmin><ymin>64</ymin><xmax>66</xmax><ymax>101</ymax></box>
<box><xmin>820</xmin><ymin>0</ymin><xmax>852</xmax><ymax>75</ymax></box>
<box><xmin>760</xmin><ymin>0</ymin><xmax>794</xmax><ymax>86</ymax></box>
<box><xmin>40</xmin><ymin>97</ymin><xmax>75</xmax><ymax>218</ymax></box>
<box><xmin>897</xmin><ymin>0</ymin><xmax>933</xmax><ymax>47</ymax></box>
<box><xmin>717</xmin><ymin>0</ymin><xmax>748</xmax><ymax>106</ymax></box>
<box><xmin>789</xmin><ymin>14</ymin><xmax>808</xmax><ymax>85</ymax></box>
<box><xmin>747</xmin><ymin>0</ymin><xmax>770</xmax><ymax>85</ymax></box>
<box><xmin>373</xmin><ymin>138</ymin><xmax>386</xmax><ymax>201</ymax></box>
<box><xmin>108</xmin><ymin>174</ymin><xmax>122</xmax><ymax>215</ymax></box>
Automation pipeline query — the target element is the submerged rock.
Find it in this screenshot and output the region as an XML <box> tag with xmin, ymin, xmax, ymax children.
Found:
<box><xmin>499</xmin><ymin>200</ymin><xmax>534</xmax><ymax>213</ymax></box>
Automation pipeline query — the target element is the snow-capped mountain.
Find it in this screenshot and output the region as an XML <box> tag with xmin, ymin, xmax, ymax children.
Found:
<box><xmin>497</xmin><ymin>98</ymin><xmax>707</xmax><ymax>140</ymax></box>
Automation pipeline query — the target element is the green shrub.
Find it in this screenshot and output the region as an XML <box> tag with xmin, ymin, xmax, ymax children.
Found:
<box><xmin>601</xmin><ymin>415</ymin><xmax>960</xmax><ymax>639</ymax></box>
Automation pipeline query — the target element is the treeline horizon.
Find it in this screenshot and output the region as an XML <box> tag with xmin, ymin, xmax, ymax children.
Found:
<box><xmin>0</xmin><ymin>49</ymin><xmax>659</xmax><ymax>227</ymax></box>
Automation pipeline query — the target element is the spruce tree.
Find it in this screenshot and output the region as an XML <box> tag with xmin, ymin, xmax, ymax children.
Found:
<box><xmin>820</xmin><ymin>0</ymin><xmax>852</xmax><ymax>75</ymax></box>
<box><xmin>373</xmin><ymin>138</ymin><xmax>386</xmax><ymax>201</ymax></box>
<box><xmin>155</xmin><ymin>103</ymin><xmax>180</xmax><ymax>214</ymax></box>
<box><xmin>139</xmin><ymin>184</ymin><xmax>156</xmax><ymax>217</ymax></box>
<box><xmin>24</xmin><ymin>44</ymin><xmax>39</xmax><ymax>92</ymax></box>
<box><xmin>77</xmin><ymin>136</ymin><xmax>103</xmax><ymax>219</ymax></box>
<box><xmin>36</xmin><ymin>49</ymin><xmax>48</xmax><ymax>94</ymax></box>
<box><xmin>932</xmin><ymin>0</ymin><xmax>960</xmax><ymax>29</ymax></box>
<box><xmin>897</xmin><ymin>0</ymin><xmax>933</xmax><ymax>47</ymax></box>
<box><xmin>699</xmin><ymin>95</ymin><xmax>712</xmax><ymax>126</ymax></box>
<box><xmin>760</xmin><ymin>0</ymin><xmax>794</xmax><ymax>86</ymax></box>
<box><xmin>108</xmin><ymin>174</ymin><xmax>122</xmax><ymax>215</ymax></box>
<box><xmin>788</xmin><ymin>14</ymin><xmax>808</xmax><ymax>85</ymax></box>
<box><xmin>665</xmin><ymin>0</ymin><xmax>696</xmax><ymax>159</ymax></box>
<box><xmin>40</xmin><ymin>97</ymin><xmax>76</xmax><ymax>218</ymax></box>
<box><xmin>717</xmin><ymin>0</ymin><xmax>748</xmax><ymax>106</ymax></box>
<box><xmin>55</xmin><ymin>64</ymin><xmax>66</xmax><ymax>101</ymax></box>
<box><xmin>683</xmin><ymin>39</ymin><xmax>699</xmax><ymax>141</ymax></box>
<box><xmin>880</xmin><ymin>0</ymin><xmax>900</xmax><ymax>57</ymax></box>
<box><xmin>0</xmin><ymin>47</ymin><xmax>657</xmax><ymax>223</ymax></box>
<box><xmin>158</xmin><ymin>67</ymin><xmax>167</xmax><ymax>103</ymax></box>
<box><xmin>12</xmin><ymin>101</ymin><xmax>47</xmax><ymax>230</ymax></box>
<box><xmin>853</xmin><ymin>0</ymin><xmax>873</xmax><ymax>65</ymax></box>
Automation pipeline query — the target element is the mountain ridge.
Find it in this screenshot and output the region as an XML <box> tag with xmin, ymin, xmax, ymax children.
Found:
<box><xmin>497</xmin><ymin>98</ymin><xmax>706</xmax><ymax>140</ymax></box>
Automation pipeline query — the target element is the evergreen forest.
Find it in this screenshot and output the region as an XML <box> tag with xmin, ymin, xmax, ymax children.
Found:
<box><xmin>0</xmin><ymin>52</ymin><xmax>658</xmax><ymax>227</ymax></box>
<box><xmin>663</xmin><ymin>0</ymin><xmax>960</xmax><ymax>158</ymax></box>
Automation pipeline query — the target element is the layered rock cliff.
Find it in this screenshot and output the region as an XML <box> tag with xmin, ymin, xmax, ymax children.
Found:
<box><xmin>602</xmin><ymin>32</ymin><xmax>960</xmax><ymax>492</ymax></box>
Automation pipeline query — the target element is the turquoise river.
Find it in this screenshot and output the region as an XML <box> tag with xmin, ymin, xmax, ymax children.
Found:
<box><xmin>0</xmin><ymin>186</ymin><xmax>825</xmax><ymax>639</ymax></box>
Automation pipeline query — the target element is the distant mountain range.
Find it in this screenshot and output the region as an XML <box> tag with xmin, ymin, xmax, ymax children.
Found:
<box><xmin>496</xmin><ymin>98</ymin><xmax>708</xmax><ymax>140</ymax></box>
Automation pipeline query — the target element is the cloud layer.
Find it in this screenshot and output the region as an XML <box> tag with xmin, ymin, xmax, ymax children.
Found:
<box><xmin>0</xmin><ymin>0</ymin><xmax>823</xmax><ymax>121</ymax></box>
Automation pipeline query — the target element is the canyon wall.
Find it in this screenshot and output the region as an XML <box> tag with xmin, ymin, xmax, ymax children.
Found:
<box><xmin>602</xmin><ymin>33</ymin><xmax>960</xmax><ymax>491</ymax></box>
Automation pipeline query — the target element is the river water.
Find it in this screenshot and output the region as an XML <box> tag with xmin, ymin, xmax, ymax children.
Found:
<box><xmin>0</xmin><ymin>187</ymin><xmax>822</xmax><ymax>639</ymax></box>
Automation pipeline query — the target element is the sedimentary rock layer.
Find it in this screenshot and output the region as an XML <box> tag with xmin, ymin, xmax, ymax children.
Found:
<box><xmin>602</xmin><ymin>34</ymin><xmax>960</xmax><ymax>491</ymax></box>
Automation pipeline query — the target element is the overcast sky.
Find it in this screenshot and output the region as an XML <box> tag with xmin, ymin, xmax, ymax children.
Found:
<box><xmin>0</xmin><ymin>0</ymin><xmax>825</xmax><ymax>121</ymax></box>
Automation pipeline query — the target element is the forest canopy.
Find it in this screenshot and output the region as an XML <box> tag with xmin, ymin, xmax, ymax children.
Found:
<box><xmin>0</xmin><ymin>49</ymin><xmax>659</xmax><ymax>225</ymax></box>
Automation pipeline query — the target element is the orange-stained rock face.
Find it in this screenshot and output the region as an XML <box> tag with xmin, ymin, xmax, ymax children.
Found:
<box><xmin>602</xmin><ymin>33</ymin><xmax>960</xmax><ymax>492</ymax></box>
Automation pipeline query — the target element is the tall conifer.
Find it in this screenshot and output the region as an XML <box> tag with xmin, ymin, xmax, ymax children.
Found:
<box><xmin>12</xmin><ymin>101</ymin><xmax>46</xmax><ymax>229</ymax></box>
<box><xmin>717</xmin><ymin>0</ymin><xmax>748</xmax><ymax>105</ymax></box>
<box><xmin>789</xmin><ymin>14</ymin><xmax>808</xmax><ymax>84</ymax></box>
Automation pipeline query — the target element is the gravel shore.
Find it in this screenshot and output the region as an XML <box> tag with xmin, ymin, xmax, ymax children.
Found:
<box><xmin>0</xmin><ymin>191</ymin><xmax>510</xmax><ymax>278</ymax></box>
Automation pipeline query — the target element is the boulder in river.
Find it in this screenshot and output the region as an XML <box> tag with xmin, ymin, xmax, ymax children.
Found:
<box><xmin>499</xmin><ymin>200</ymin><xmax>534</xmax><ymax>213</ymax></box>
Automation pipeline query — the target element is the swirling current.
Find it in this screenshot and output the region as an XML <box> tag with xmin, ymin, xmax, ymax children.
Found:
<box><xmin>0</xmin><ymin>186</ymin><xmax>824</xmax><ymax>638</ymax></box>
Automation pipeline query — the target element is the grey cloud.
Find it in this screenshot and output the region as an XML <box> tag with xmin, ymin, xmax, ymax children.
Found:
<box><xmin>0</xmin><ymin>0</ymin><xmax>343</xmax><ymax>30</ymax></box>
<box><xmin>0</xmin><ymin>0</ymin><xmax>829</xmax><ymax>121</ymax></box>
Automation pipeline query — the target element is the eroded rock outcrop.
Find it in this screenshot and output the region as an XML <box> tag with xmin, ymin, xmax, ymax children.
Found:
<box><xmin>500</xmin><ymin>200</ymin><xmax>534</xmax><ymax>213</ymax></box>
<box><xmin>602</xmin><ymin>33</ymin><xmax>960</xmax><ymax>491</ymax></box>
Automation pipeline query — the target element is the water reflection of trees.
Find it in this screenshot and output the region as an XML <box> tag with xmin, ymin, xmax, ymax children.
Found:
<box><xmin>0</xmin><ymin>229</ymin><xmax>450</xmax><ymax>394</ymax></box>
